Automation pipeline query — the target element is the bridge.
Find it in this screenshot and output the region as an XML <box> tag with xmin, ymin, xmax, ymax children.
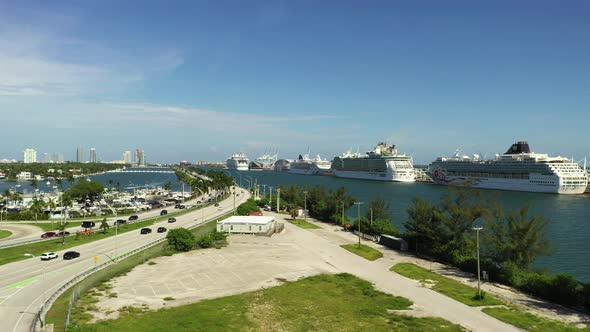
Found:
<box><xmin>107</xmin><ymin>169</ymin><xmax>175</xmax><ymax>174</ymax></box>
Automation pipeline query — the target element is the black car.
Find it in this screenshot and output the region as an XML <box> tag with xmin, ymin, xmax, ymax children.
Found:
<box><xmin>160</xmin><ymin>209</ymin><xmax>168</xmax><ymax>216</ymax></box>
<box><xmin>168</xmin><ymin>217</ymin><xmax>176</xmax><ymax>223</ymax></box>
<box><xmin>157</xmin><ymin>227</ymin><xmax>167</xmax><ymax>233</ymax></box>
<box><xmin>81</xmin><ymin>221</ymin><xmax>96</xmax><ymax>228</ymax></box>
<box><xmin>129</xmin><ymin>215</ymin><xmax>139</xmax><ymax>221</ymax></box>
<box><xmin>63</xmin><ymin>251</ymin><xmax>80</xmax><ymax>260</ymax></box>
<box><xmin>140</xmin><ymin>228</ymin><xmax>152</xmax><ymax>234</ymax></box>
<box><xmin>174</xmin><ymin>204</ymin><xmax>186</xmax><ymax>209</ymax></box>
<box><xmin>214</xmin><ymin>203</ymin><xmax>219</xmax><ymax>207</ymax></box>
<box><xmin>114</xmin><ymin>219</ymin><xmax>127</xmax><ymax>226</ymax></box>
<box><xmin>57</xmin><ymin>231</ymin><xmax>70</xmax><ymax>236</ymax></box>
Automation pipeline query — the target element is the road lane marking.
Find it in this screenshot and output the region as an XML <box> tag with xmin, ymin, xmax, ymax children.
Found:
<box><xmin>6</xmin><ymin>277</ymin><xmax>38</xmax><ymax>289</ymax></box>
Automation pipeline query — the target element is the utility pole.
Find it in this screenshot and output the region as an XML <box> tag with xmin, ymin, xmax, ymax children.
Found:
<box><xmin>354</xmin><ymin>201</ymin><xmax>364</xmax><ymax>248</ymax></box>
<box><xmin>473</xmin><ymin>226</ymin><xmax>483</xmax><ymax>299</ymax></box>
<box><xmin>269</xmin><ymin>186</ymin><xmax>273</xmax><ymax>206</ymax></box>
<box><xmin>303</xmin><ymin>190</ymin><xmax>308</xmax><ymax>220</ymax></box>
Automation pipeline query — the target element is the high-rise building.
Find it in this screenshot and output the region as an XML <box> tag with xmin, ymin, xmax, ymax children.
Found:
<box><xmin>43</xmin><ymin>153</ymin><xmax>52</xmax><ymax>163</ymax></box>
<box><xmin>135</xmin><ymin>148</ymin><xmax>145</xmax><ymax>166</ymax></box>
<box><xmin>54</xmin><ymin>153</ymin><xmax>64</xmax><ymax>163</ymax></box>
<box><xmin>90</xmin><ymin>148</ymin><xmax>97</xmax><ymax>163</ymax></box>
<box><xmin>123</xmin><ymin>151</ymin><xmax>132</xmax><ymax>164</ymax></box>
<box><xmin>23</xmin><ymin>148</ymin><xmax>37</xmax><ymax>164</ymax></box>
<box><xmin>77</xmin><ymin>145</ymin><xmax>83</xmax><ymax>163</ymax></box>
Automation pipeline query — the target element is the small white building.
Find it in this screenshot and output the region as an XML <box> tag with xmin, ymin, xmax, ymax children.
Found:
<box><xmin>17</xmin><ymin>171</ymin><xmax>33</xmax><ymax>180</ymax></box>
<box><xmin>217</xmin><ymin>216</ymin><xmax>275</xmax><ymax>234</ymax></box>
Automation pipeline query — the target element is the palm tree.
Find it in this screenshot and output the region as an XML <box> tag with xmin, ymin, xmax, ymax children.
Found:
<box><xmin>56</xmin><ymin>221</ymin><xmax>70</xmax><ymax>244</ymax></box>
<box><xmin>99</xmin><ymin>218</ymin><xmax>110</xmax><ymax>234</ymax></box>
<box><xmin>29</xmin><ymin>198</ymin><xmax>46</xmax><ymax>222</ymax></box>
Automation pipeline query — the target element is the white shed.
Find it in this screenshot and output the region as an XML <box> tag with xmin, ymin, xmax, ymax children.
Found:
<box><xmin>217</xmin><ymin>216</ymin><xmax>275</xmax><ymax>234</ymax></box>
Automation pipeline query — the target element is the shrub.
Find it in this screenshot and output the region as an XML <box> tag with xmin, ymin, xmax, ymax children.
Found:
<box><xmin>196</xmin><ymin>230</ymin><xmax>227</xmax><ymax>249</ymax></box>
<box><xmin>236</xmin><ymin>199</ymin><xmax>260</xmax><ymax>216</ymax></box>
<box><xmin>166</xmin><ymin>228</ymin><xmax>195</xmax><ymax>252</ymax></box>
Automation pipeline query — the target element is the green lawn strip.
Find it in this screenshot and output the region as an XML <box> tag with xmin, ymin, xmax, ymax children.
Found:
<box><xmin>0</xmin><ymin>207</ymin><xmax>200</xmax><ymax>267</ymax></box>
<box><xmin>482</xmin><ymin>306</ymin><xmax>590</xmax><ymax>332</ymax></box>
<box><xmin>0</xmin><ymin>229</ymin><xmax>12</xmax><ymax>240</ymax></box>
<box><xmin>287</xmin><ymin>218</ymin><xmax>320</xmax><ymax>229</ymax></box>
<box><xmin>20</xmin><ymin>222</ymin><xmax>84</xmax><ymax>232</ymax></box>
<box><xmin>71</xmin><ymin>273</ymin><xmax>464</xmax><ymax>332</ymax></box>
<box><xmin>341</xmin><ymin>243</ymin><xmax>384</xmax><ymax>261</ymax></box>
<box><xmin>390</xmin><ymin>263</ymin><xmax>503</xmax><ymax>307</ymax></box>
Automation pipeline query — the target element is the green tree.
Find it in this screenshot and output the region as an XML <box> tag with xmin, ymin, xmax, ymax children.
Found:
<box><xmin>289</xmin><ymin>204</ymin><xmax>298</xmax><ymax>220</ymax></box>
<box><xmin>29</xmin><ymin>198</ymin><xmax>46</xmax><ymax>222</ymax></box>
<box><xmin>485</xmin><ymin>205</ymin><xmax>552</xmax><ymax>268</ymax></box>
<box><xmin>405</xmin><ymin>197</ymin><xmax>437</xmax><ymax>255</ymax></box>
<box><xmin>167</xmin><ymin>228</ymin><xmax>195</xmax><ymax>252</ymax></box>
<box><xmin>62</xmin><ymin>179</ymin><xmax>105</xmax><ymax>202</ymax></box>
<box><xmin>163</xmin><ymin>181</ymin><xmax>173</xmax><ymax>191</ymax></box>
<box><xmin>56</xmin><ymin>221</ymin><xmax>70</xmax><ymax>244</ymax></box>
<box><xmin>99</xmin><ymin>218</ymin><xmax>110</xmax><ymax>234</ymax></box>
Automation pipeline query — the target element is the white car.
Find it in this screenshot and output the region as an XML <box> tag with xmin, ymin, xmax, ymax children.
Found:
<box><xmin>40</xmin><ymin>252</ymin><xmax>58</xmax><ymax>261</ymax></box>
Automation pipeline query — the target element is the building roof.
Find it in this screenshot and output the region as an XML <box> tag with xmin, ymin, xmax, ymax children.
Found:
<box><xmin>218</xmin><ymin>216</ymin><xmax>274</xmax><ymax>225</ymax></box>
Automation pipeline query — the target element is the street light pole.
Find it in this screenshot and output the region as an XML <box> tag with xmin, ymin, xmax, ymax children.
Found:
<box><xmin>473</xmin><ymin>226</ymin><xmax>483</xmax><ymax>299</ymax></box>
<box><xmin>303</xmin><ymin>191</ymin><xmax>308</xmax><ymax>220</ymax></box>
<box><xmin>269</xmin><ymin>186</ymin><xmax>273</xmax><ymax>206</ymax></box>
<box><xmin>262</xmin><ymin>184</ymin><xmax>267</xmax><ymax>198</ymax></box>
<box><xmin>276</xmin><ymin>188</ymin><xmax>281</xmax><ymax>212</ymax></box>
<box><xmin>354</xmin><ymin>201</ymin><xmax>364</xmax><ymax>247</ymax></box>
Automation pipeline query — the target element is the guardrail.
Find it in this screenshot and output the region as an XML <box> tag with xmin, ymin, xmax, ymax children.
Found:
<box><xmin>30</xmin><ymin>202</ymin><xmax>238</xmax><ymax>332</ymax></box>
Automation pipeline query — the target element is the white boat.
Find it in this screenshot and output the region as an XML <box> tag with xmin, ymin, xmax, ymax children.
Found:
<box><xmin>331</xmin><ymin>143</ymin><xmax>416</xmax><ymax>182</ymax></box>
<box><xmin>226</xmin><ymin>152</ymin><xmax>249</xmax><ymax>171</ymax></box>
<box><xmin>428</xmin><ymin>141</ymin><xmax>588</xmax><ymax>194</ymax></box>
<box><xmin>289</xmin><ymin>151</ymin><xmax>332</xmax><ymax>175</ymax></box>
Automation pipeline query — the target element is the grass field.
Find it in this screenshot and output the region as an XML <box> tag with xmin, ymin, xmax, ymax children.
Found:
<box><xmin>21</xmin><ymin>222</ymin><xmax>84</xmax><ymax>232</ymax></box>
<box><xmin>0</xmin><ymin>229</ymin><xmax>12</xmax><ymax>240</ymax></box>
<box><xmin>390</xmin><ymin>263</ymin><xmax>503</xmax><ymax>307</ymax></box>
<box><xmin>482</xmin><ymin>307</ymin><xmax>590</xmax><ymax>332</ymax></box>
<box><xmin>341</xmin><ymin>243</ymin><xmax>384</xmax><ymax>261</ymax></box>
<box><xmin>0</xmin><ymin>208</ymin><xmax>197</xmax><ymax>267</ymax></box>
<box><xmin>71</xmin><ymin>274</ymin><xmax>465</xmax><ymax>332</ymax></box>
<box><xmin>287</xmin><ymin>218</ymin><xmax>320</xmax><ymax>229</ymax></box>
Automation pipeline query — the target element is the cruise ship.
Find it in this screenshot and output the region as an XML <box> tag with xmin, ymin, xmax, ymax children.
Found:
<box><xmin>226</xmin><ymin>152</ymin><xmax>249</xmax><ymax>171</ymax></box>
<box><xmin>331</xmin><ymin>143</ymin><xmax>416</xmax><ymax>182</ymax></box>
<box><xmin>428</xmin><ymin>141</ymin><xmax>588</xmax><ymax>194</ymax></box>
<box><xmin>249</xmin><ymin>151</ymin><xmax>278</xmax><ymax>170</ymax></box>
<box><xmin>289</xmin><ymin>152</ymin><xmax>332</xmax><ymax>175</ymax></box>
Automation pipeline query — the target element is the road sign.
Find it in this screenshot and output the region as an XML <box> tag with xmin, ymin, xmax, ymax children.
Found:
<box><xmin>93</xmin><ymin>256</ymin><xmax>98</xmax><ymax>264</ymax></box>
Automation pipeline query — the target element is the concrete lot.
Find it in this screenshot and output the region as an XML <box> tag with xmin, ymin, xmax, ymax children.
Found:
<box><xmin>91</xmin><ymin>231</ymin><xmax>337</xmax><ymax>322</ymax></box>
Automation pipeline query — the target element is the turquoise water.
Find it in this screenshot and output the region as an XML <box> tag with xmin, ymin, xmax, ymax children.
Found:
<box><xmin>225</xmin><ymin>170</ymin><xmax>590</xmax><ymax>281</ymax></box>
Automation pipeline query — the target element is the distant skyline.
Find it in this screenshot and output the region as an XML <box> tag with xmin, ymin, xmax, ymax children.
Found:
<box><xmin>1</xmin><ymin>1</ymin><xmax>589</xmax><ymax>164</ymax></box>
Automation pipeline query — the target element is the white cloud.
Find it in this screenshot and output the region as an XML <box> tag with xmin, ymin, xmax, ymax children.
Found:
<box><xmin>0</xmin><ymin>21</ymin><xmax>183</xmax><ymax>98</ymax></box>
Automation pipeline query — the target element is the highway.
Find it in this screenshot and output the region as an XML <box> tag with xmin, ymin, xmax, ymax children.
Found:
<box><xmin>0</xmin><ymin>188</ymin><xmax>249</xmax><ymax>332</ymax></box>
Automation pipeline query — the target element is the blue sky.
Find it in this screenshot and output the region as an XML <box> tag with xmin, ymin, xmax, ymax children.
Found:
<box><xmin>0</xmin><ymin>0</ymin><xmax>588</xmax><ymax>164</ymax></box>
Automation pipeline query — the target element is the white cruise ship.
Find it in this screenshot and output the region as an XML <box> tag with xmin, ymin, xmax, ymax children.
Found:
<box><xmin>331</xmin><ymin>143</ymin><xmax>416</xmax><ymax>182</ymax></box>
<box><xmin>289</xmin><ymin>153</ymin><xmax>332</xmax><ymax>175</ymax></box>
<box><xmin>226</xmin><ymin>152</ymin><xmax>249</xmax><ymax>171</ymax></box>
<box><xmin>250</xmin><ymin>151</ymin><xmax>278</xmax><ymax>170</ymax></box>
<box><xmin>428</xmin><ymin>141</ymin><xmax>588</xmax><ymax>194</ymax></box>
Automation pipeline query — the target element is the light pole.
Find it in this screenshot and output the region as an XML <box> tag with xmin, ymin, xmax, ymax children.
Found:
<box><xmin>262</xmin><ymin>184</ymin><xmax>267</xmax><ymax>198</ymax></box>
<box><xmin>105</xmin><ymin>201</ymin><xmax>118</xmax><ymax>260</ymax></box>
<box><xmin>24</xmin><ymin>253</ymin><xmax>45</xmax><ymax>327</ymax></box>
<box><xmin>244</xmin><ymin>179</ymin><xmax>251</xmax><ymax>191</ymax></box>
<box><xmin>276</xmin><ymin>188</ymin><xmax>281</xmax><ymax>212</ymax></box>
<box><xmin>473</xmin><ymin>225</ymin><xmax>483</xmax><ymax>299</ymax></box>
<box><xmin>303</xmin><ymin>190</ymin><xmax>308</xmax><ymax>220</ymax></box>
<box><xmin>354</xmin><ymin>201</ymin><xmax>364</xmax><ymax>247</ymax></box>
<box><xmin>269</xmin><ymin>186</ymin><xmax>273</xmax><ymax>206</ymax></box>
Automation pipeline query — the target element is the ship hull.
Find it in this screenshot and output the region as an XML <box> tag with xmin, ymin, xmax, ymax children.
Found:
<box><xmin>432</xmin><ymin>176</ymin><xmax>586</xmax><ymax>194</ymax></box>
<box><xmin>332</xmin><ymin>169</ymin><xmax>416</xmax><ymax>182</ymax></box>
